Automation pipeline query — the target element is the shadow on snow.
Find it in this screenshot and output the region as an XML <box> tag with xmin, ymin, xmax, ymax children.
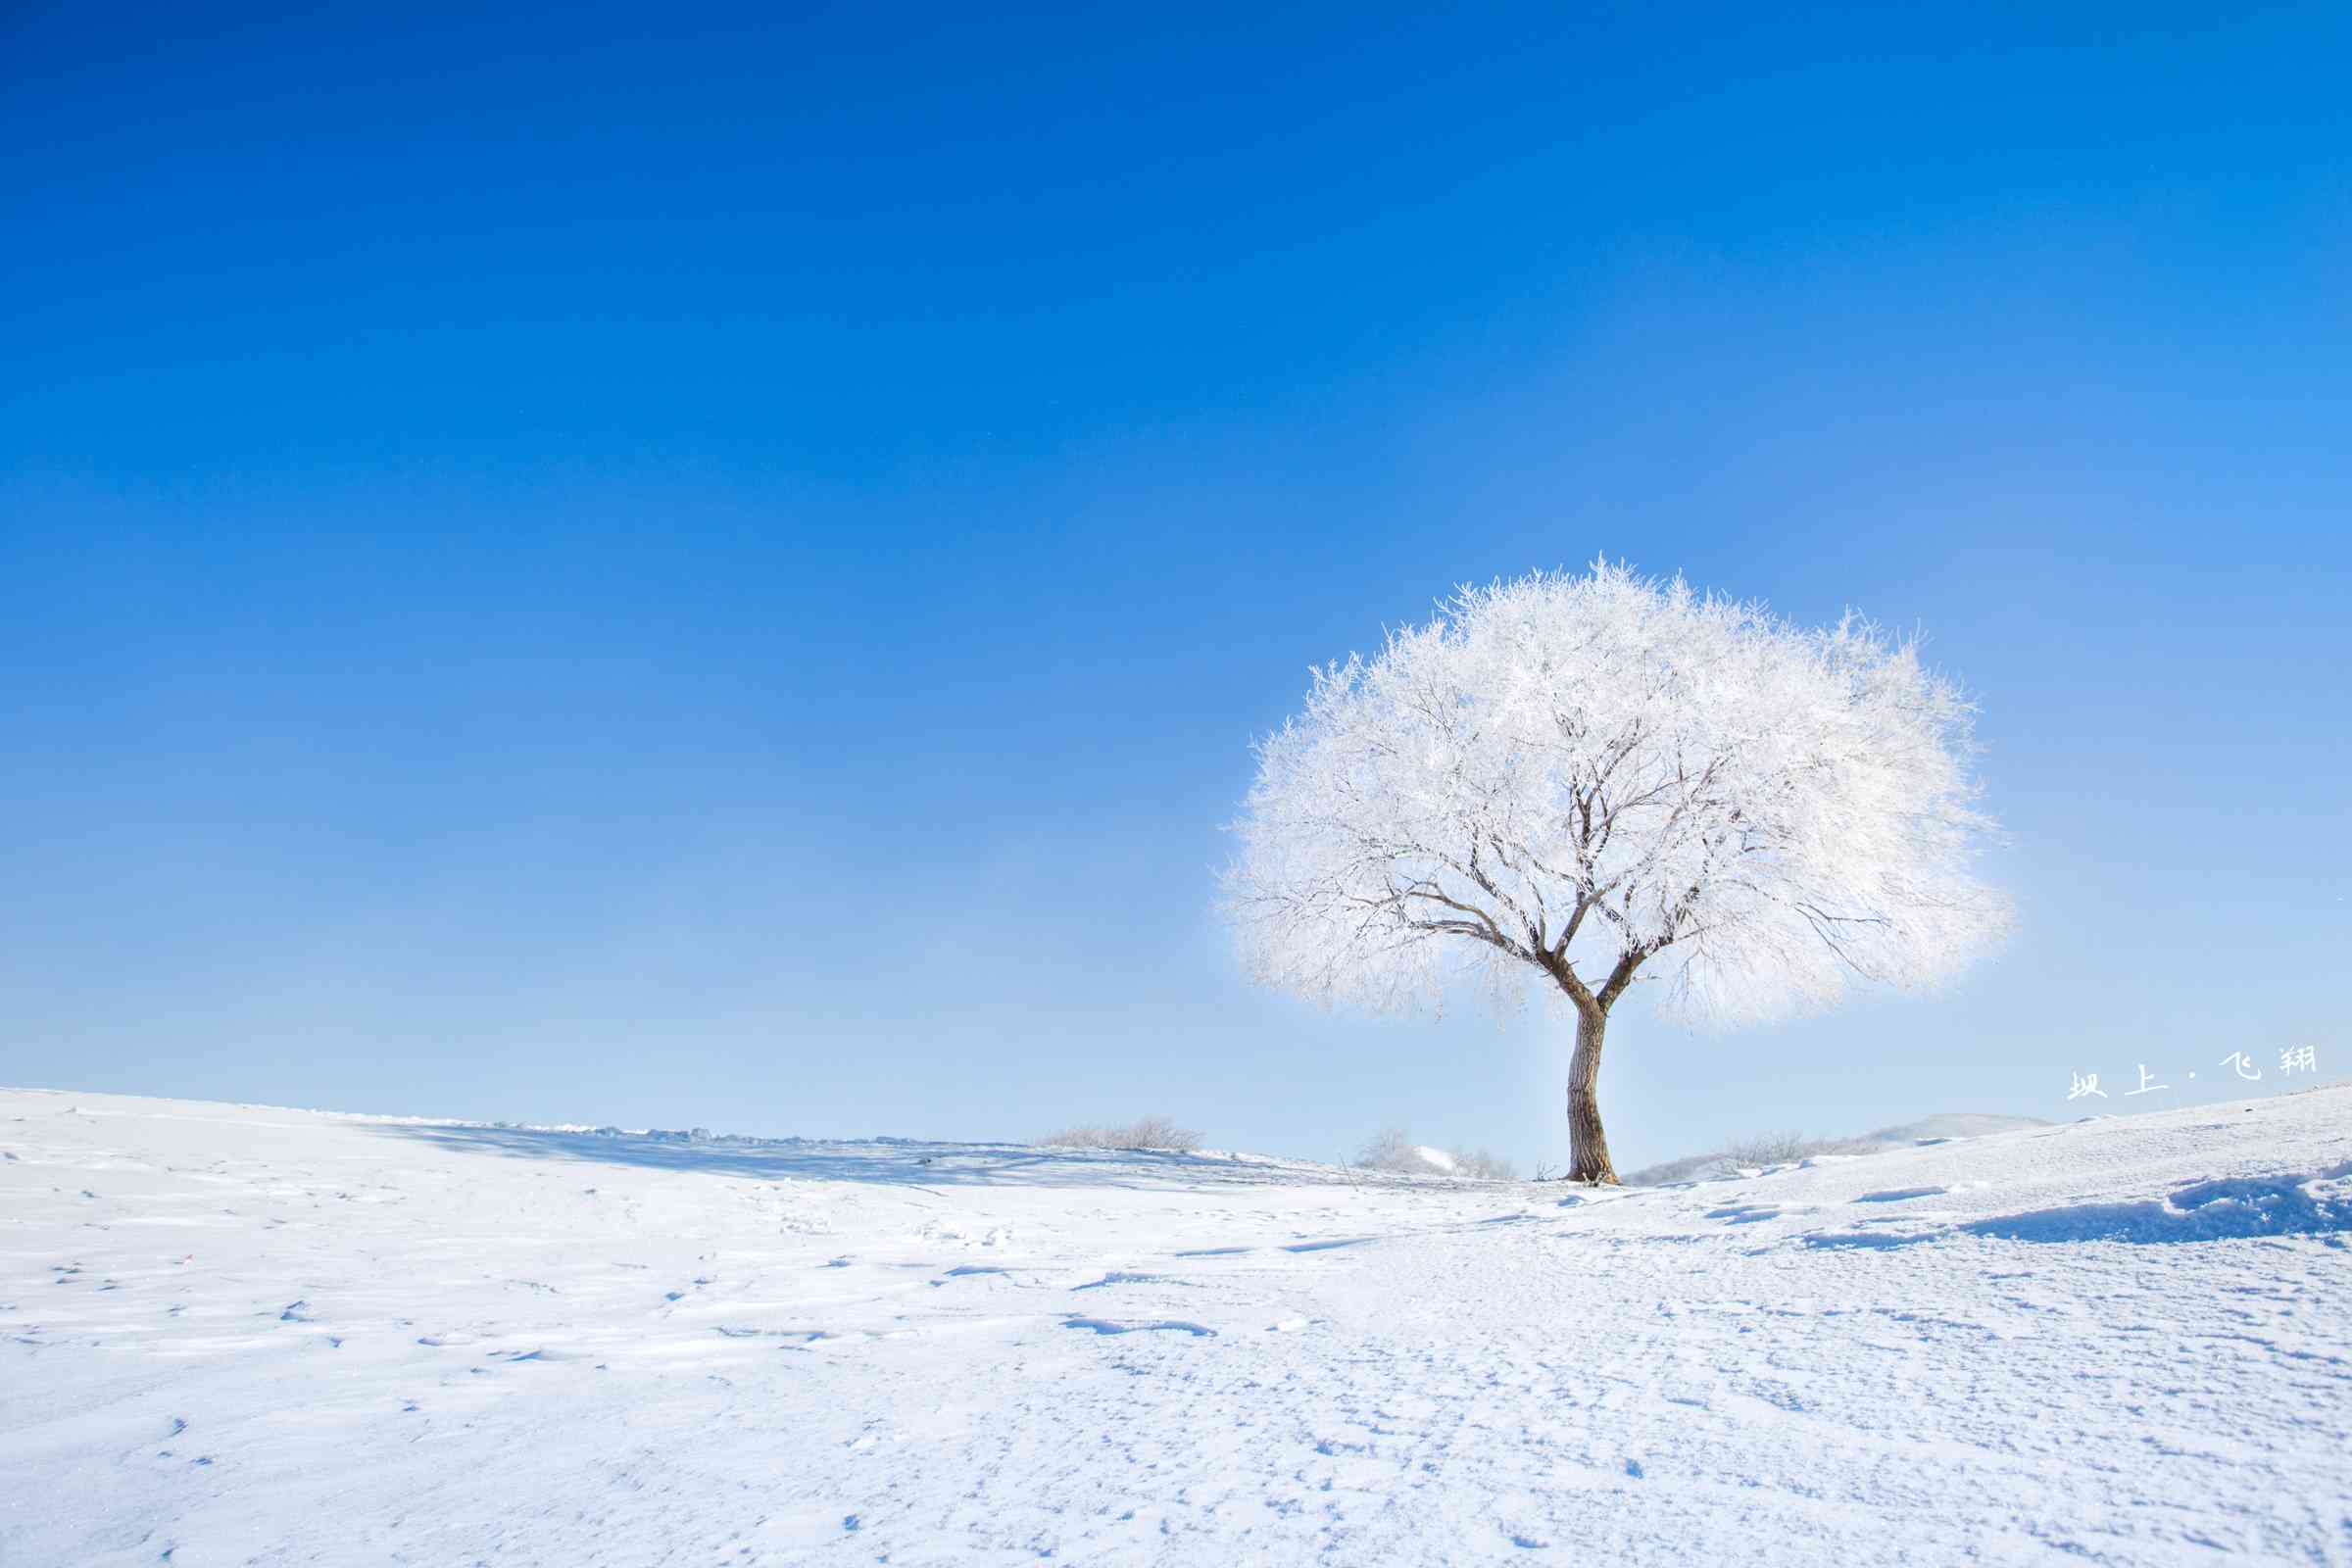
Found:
<box><xmin>1803</xmin><ymin>1160</ymin><xmax>2352</xmax><ymax>1249</ymax></box>
<box><xmin>365</xmin><ymin>1121</ymin><xmax>1383</xmax><ymax>1192</ymax></box>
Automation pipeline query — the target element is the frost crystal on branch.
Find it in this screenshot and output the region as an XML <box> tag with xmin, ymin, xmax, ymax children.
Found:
<box><xmin>1223</xmin><ymin>561</ymin><xmax>2010</xmax><ymax>1029</ymax></box>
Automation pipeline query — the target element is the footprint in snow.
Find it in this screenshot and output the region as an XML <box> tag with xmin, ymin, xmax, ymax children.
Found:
<box><xmin>1072</xmin><ymin>1272</ymin><xmax>1169</xmax><ymax>1291</ymax></box>
<box><xmin>930</xmin><ymin>1265</ymin><xmax>1009</xmax><ymax>1286</ymax></box>
<box><xmin>1710</xmin><ymin>1203</ymin><xmax>1822</xmax><ymax>1224</ymax></box>
<box><xmin>1800</xmin><ymin>1230</ymin><xmax>1936</xmax><ymax>1250</ymax></box>
<box><xmin>1063</xmin><ymin>1316</ymin><xmax>1216</xmax><ymax>1337</ymax></box>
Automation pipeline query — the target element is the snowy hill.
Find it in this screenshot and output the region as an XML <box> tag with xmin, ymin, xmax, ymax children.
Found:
<box><xmin>1621</xmin><ymin>1109</ymin><xmax>2055</xmax><ymax>1186</ymax></box>
<box><xmin>4</xmin><ymin>1085</ymin><xmax>2348</xmax><ymax>1565</ymax></box>
<box><xmin>1865</xmin><ymin>1109</ymin><xmax>2056</xmax><ymax>1143</ymax></box>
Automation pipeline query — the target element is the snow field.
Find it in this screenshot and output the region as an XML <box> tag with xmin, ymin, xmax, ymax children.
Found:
<box><xmin>3</xmin><ymin>1086</ymin><xmax>2348</xmax><ymax>1565</ymax></box>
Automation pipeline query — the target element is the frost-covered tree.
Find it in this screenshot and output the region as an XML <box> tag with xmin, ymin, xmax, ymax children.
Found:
<box><xmin>1223</xmin><ymin>562</ymin><xmax>2009</xmax><ymax>1184</ymax></box>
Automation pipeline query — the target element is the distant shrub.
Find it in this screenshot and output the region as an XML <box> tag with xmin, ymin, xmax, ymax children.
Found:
<box><xmin>1038</xmin><ymin>1115</ymin><xmax>1202</xmax><ymax>1152</ymax></box>
<box><xmin>1449</xmin><ymin>1147</ymin><xmax>1519</xmax><ymax>1181</ymax></box>
<box><xmin>1354</xmin><ymin>1126</ymin><xmax>1421</xmax><ymax>1172</ymax></box>
<box><xmin>1716</xmin><ymin>1130</ymin><xmax>1814</xmax><ymax>1169</ymax></box>
<box><xmin>1354</xmin><ymin>1126</ymin><xmax>1517</xmax><ymax>1180</ymax></box>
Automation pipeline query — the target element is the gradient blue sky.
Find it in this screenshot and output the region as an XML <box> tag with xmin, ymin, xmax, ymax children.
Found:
<box><xmin>5</xmin><ymin>2</ymin><xmax>2346</xmax><ymax>1168</ymax></box>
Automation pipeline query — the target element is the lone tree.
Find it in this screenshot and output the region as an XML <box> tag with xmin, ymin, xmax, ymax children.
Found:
<box><xmin>1223</xmin><ymin>563</ymin><xmax>2009</xmax><ymax>1184</ymax></box>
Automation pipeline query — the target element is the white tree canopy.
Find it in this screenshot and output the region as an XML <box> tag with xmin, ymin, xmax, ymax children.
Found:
<box><xmin>1224</xmin><ymin>563</ymin><xmax>2010</xmax><ymax>1026</ymax></box>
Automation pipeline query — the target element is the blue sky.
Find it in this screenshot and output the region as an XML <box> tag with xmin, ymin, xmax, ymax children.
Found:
<box><xmin>4</xmin><ymin>2</ymin><xmax>2346</xmax><ymax>1168</ymax></box>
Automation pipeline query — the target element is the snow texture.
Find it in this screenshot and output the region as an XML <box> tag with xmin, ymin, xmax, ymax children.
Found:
<box><xmin>4</xmin><ymin>1085</ymin><xmax>2350</xmax><ymax>1565</ymax></box>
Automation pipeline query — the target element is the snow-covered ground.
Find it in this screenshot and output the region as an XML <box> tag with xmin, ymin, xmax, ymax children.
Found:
<box><xmin>4</xmin><ymin>1086</ymin><xmax>2348</xmax><ymax>1566</ymax></box>
<box><xmin>1622</xmin><ymin>1110</ymin><xmax>2055</xmax><ymax>1186</ymax></box>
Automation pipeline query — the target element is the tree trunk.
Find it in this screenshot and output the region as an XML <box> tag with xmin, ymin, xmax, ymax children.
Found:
<box><xmin>1566</xmin><ymin>1004</ymin><xmax>1618</xmax><ymax>1185</ymax></box>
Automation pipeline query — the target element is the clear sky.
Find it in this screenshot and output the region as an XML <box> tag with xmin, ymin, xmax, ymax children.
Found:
<box><xmin>5</xmin><ymin>2</ymin><xmax>2346</xmax><ymax>1169</ymax></box>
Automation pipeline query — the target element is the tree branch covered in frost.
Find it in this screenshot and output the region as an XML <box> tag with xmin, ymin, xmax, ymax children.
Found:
<box><xmin>1222</xmin><ymin>562</ymin><xmax>2010</xmax><ymax>1027</ymax></box>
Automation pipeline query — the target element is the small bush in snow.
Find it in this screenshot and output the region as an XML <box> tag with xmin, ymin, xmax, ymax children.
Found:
<box><xmin>1038</xmin><ymin>1116</ymin><xmax>1202</xmax><ymax>1152</ymax></box>
<box><xmin>1354</xmin><ymin>1127</ymin><xmax>1517</xmax><ymax>1180</ymax></box>
<box><xmin>1354</xmin><ymin>1126</ymin><xmax>1421</xmax><ymax>1172</ymax></box>
<box><xmin>1698</xmin><ymin>1129</ymin><xmax>1879</xmax><ymax>1177</ymax></box>
<box><xmin>1449</xmin><ymin>1147</ymin><xmax>1519</xmax><ymax>1181</ymax></box>
<box><xmin>1716</xmin><ymin>1130</ymin><xmax>1814</xmax><ymax>1169</ymax></box>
